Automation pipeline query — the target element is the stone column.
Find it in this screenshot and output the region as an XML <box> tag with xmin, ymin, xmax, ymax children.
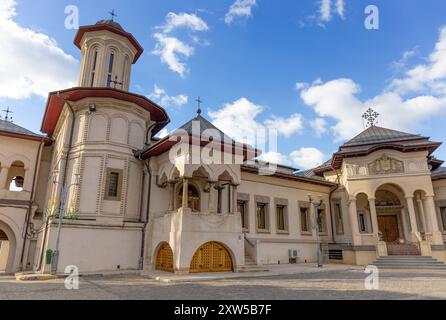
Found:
<box><xmin>416</xmin><ymin>197</ymin><xmax>427</xmax><ymax>232</ymax></box>
<box><xmin>348</xmin><ymin>197</ymin><xmax>361</xmax><ymax>245</ymax></box>
<box><xmin>424</xmin><ymin>195</ymin><xmax>443</xmax><ymax>244</ymax></box>
<box><xmin>23</xmin><ymin>168</ymin><xmax>32</xmax><ymax>192</ymax></box>
<box><xmin>208</xmin><ymin>182</ymin><xmax>216</xmax><ymax>213</ymax></box>
<box><xmin>0</xmin><ymin>166</ymin><xmax>9</xmax><ymax>190</ymax></box>
<box><xmin>405</xmin><ymin>196</ymin><xmax>419</xmax><ymax>239</ymax></box>
<box><xmin>232</xmin><ymin>185</ymin><xmax>238</xmax><ymax>214</ymax></box>
<box><xmin>182</xmin><ymin>178</ymin><xmax>188</xmax><ymax>210</ymax></box>
<box><xmin>168</xmin><ymin>181</ymin><xmax>175</xmax><ymax>211</ymax></box>
<box><xmin>369</xmin><ymin>198</ymin><xmax>379</xmax><ymax>237</ymax></box>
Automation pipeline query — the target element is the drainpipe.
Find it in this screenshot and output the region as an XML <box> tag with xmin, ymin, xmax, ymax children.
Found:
<box><xmin>328</xmin><ymin>166</ymin><xmax>341</xmax><ymax>244</ymax></box>
<box><xmin>138</xmin><ymin>158</ymin><xmax>152</xmax><ymax>270</ymax></box>
<box><xmin>19</xmin><ymin>138</ymin><xmax>45</xmax><ymax>270</ymax></box>
<box><xmin>38</xmin><ymin>92</ymin><xmax>76</xmax><ymax>271</ymax></box>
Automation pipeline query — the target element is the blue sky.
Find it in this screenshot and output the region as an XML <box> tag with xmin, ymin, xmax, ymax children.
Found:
<box><xmin>1</xmin><ymin>0</ymin><xmax>446</xmax><ymax>169</ymax></box>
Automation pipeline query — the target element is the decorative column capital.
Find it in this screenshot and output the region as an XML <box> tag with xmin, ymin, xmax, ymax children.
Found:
<box><xmin>405</xmin><ymin>195</ymin><xmax>414</xmax><ymax>200</ymax></box>
<box><xmin>368</xmin><ymin>197</ymin><xmax>376</xmax><ymax>202</ymax></box>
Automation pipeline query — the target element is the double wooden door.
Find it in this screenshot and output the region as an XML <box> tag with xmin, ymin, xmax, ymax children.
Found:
<box><xmin>155</xmin><ymin>242</ymin><xmax>174</xmax><ymax>272</ymax></box>
<box><xmin>377</xmin><ymin>215</ymin><xmax>399</xmax><ymax>243</ymax></box>
<box><xmin>190</xmin><ymin>242</ymin><xmax>233</xmax><ymax>273</ymax></box>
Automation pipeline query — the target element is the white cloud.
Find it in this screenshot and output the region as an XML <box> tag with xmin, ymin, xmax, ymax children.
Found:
<box><xmin>300</xmin><ymin>78</ymin><xmax>446</xmax><ymax>141</ymax></box>
<box><xmin>390</xmin><ymin>26</ymin><xmax>446</xmax><ymax>95</ymax></box>
<box><xmin>259</xmin><ymin>151</ymin><xmax>292</xmax><ymax>167</ymax></box>
<box><xmin>0</xmin><ymin>0</ymin><xmax>78</xmax><ymax>99</ymax></box>
<box><xmin>160</xmin><ymin>12</ymin><xmax>209</xmax><ymax>33</ymax></box>
<box><xmin>264</xmin><ymin>113</ymin><xmax>303</xmax><ymax>137</ymax></box>
<box><xmin>225</xmin><ymin>0</ymin><xmax>257</xmax><ymax>24</ymax></box>
<box><xmin>208</xmin><ymin>98</ymin><xmax>304</xmax><ymax>146</ymax></box>
<box><xmin>319</xmin><ymin>0</ymin><xmax>332</xmax><ymax>22</ymax></box>
<box><xmin>290</xmin><ymin>147</ymin><xmax>325</xmax><ymax>170</ymax></box>
<box><xmin>309</xmin><ymin>118</ymin><xmax>327</xmax><ymax>137</ymax></box>
<box><xmin>152</xmin><ymin>33</ymin><xmax>194</xmax><ymax>78</ymax></box>
<box><xmin>152</xmin><ymin>12</ymin><xmax>208</xmax><ymax>77</ymax></box>
<box><xmin>155</xmin><ymin>128</ymin><xmax>169</xmax><ymax>139</ymax></box>
<box><xmin>148</xmin><ymin>84</ymin><xmax>188</xmax><ymax>107</ymax></box>
<box><xmin>336</xmin><ymin>0</ymin><xmax>345</xmax><ymax>20</ymax></box>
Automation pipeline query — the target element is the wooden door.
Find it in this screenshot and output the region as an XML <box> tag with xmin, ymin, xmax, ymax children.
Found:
<box><xmin>155</xmin><ymin>242</ymin><xmax>173</xmax><ymax>272</ymax></box>
<box><xmin>377</xmin><ymin>215</ymin><xmax>399</xmax><ymax>243</ymax></box>
<box><xmin>190</xmin><ymin>242</ymin><xmax>233</xmax><ymax>273</ymax></box>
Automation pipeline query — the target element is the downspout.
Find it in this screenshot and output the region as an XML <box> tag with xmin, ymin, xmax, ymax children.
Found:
<box><xmin>38</xmin><ymin>92</ymin><xmax>76</xmax><ymax>270</ymax></box>
<box><xmin>328</xmin><ymin>166</ymin><xmax>341</xmax><ymax>244</ymax></box>
<box><xmin>139</xmin><ymin>158</ymin><xmax>152</xmax><ymax>270</ymax></box>
<box><xmin>19</xmin><ymin>138</ymin><xmax>45</xmax><ymax>270</ymax></box>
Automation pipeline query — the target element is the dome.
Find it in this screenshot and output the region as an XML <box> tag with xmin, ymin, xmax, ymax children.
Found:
<box><xmin>95</xmin><ymin>19</ymin><xmax>124</xmax><ymax>31</ymax></box>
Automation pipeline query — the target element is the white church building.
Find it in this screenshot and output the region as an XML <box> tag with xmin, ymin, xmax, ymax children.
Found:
<box><xmin>1</xmin><ymin>19</ymin><xmax>446</xmax><ymax>275</ymax></box>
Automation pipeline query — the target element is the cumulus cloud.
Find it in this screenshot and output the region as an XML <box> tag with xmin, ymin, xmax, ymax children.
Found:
<box><xmin>259</xmin><ymin>151</ymin><xmax>292</xmax><ymax>167</ymax></box>
<box><xmin>336</xmin><ymin>0</ymin><xmax>345</xmax><ymax>20</ymax></box>
<box><xmin>319</xmin><ymin>0</ymin><xmax>332</xmax><ymax>22</ymax></box>
<box><xmin>160</xmin><ymin>12</ymin><xmax>209</xmax><ymax>33</ymax></box>
<box><xmin>148</xmin><ymin>84</ymin><xmax>188</xmax><ymax>107</ymax></box>
<box><xmin>290</xmin><ymin>147</ymin><xmax>325</xmax><ymax>170</ymax></box>
<box><xmin>152</xmin><ymin>12</ymin><xmax>208</xmax><ymax>77</ymax></box>
<box><xmin>300</xmin><ymin>78</ymin><xmax>446</xmax><ymax>141</ymax></box>
<box><xmin>225</xmin><ymin>0</ymin><xmax>257</xmax><ymax>24</ymax></box>
<box><xmin>208</xmin><ymin>98</ymin><xmax>303</xmax><ymax>146</ymax></box>
<box><xmin>0</xmin><ymin>0</ymin><xmax>78</xmax><ymax>99</ymax></box>
<box><xmin>298</xmin><ymin>27</ymin><xmax>446</xmax><ymax>141</ymax></box>
<box><xmin>389</xmin><ymin>26</ymin><xmax>446</xmax><ymax>95</ymax></box>
<box><xmin>309</xmin><ymin>118</ymin><xmax>327</xmax><ymax>137</ymax></box>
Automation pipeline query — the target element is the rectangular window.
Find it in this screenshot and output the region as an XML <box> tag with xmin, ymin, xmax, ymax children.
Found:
<box><xmin>276</xmin><ymin>205</ymin><xmax>286</xmax><ymax>231</ymax></box>
<box><xmin>440</xmin><ymin>207</ymin><xmax>446</xmax><ymax>230</ymax></box>
<box><xmin>256</xmin><ymin>203</ymin><xmax>267</xmax><ymax>230</ymax></box>
<box><xmin>359</xmin><ymin>213</ymin><xmax>366</xmax><ymax>232</ymax></box>
<box><xmin>238</xmin><ymin>200</ymin><xmax>247</xmax><ymax>230</ymax></box>
<box><xmin>317</xmin><ymin>208</ymin><xmax>327</xmax><ymax>233</ymax></box>
<box><xmin>334</xmin><ymin>202</ymin><xmax>344</xmax><ymax>234</ymax></box>
<box><xmin>105</xmin><ymin>168</ymin><xmax>122</xmax><ymax>201</ymax></box>
<box><xmin>300</xmin><ymin>207</ymin><xmax>309</xmax><ymax>232</ymax></box>
<box><xmin>90</xmin><ymin>50</ymin><xmax>98</xmax><ymax>87</ymax></box>
<box><xmin>107</xmin><ymin>52</ymin><xmax>115</xmax><ymax>87</ymax></box>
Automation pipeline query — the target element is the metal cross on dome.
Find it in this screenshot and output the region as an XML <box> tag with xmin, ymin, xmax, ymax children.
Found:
<box><xmin>195</xmin><ymin>97</ymin><xmax>203</xmax><ymax>115</ymax></box>
<box><xmin>109</xmin><ymin>9</ymin><xmax>118</xmax><ymax>21</ymax></box>
<box><xmin>2</xmin><ymin>106</ymin><xmax>13</xmax><ymax>122</ymax></box>
<box><xmin>362</xmin><ymin>107</ymin><xmax>379</xmax><ymax>127</ymax></box>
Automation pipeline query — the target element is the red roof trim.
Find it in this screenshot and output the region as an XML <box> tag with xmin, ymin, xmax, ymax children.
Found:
<box><xmin>41</xmin><ymin>87</ymin><xmax>169</xmax><ymax>137</ymax></box>
<box><xmin>74</xmin><ymin>24</ymin><xmax>144</xmax><ymax>63</ymax></box>
<box><xmin>0</xmin><ymin>130</ymin><xmax>52</xmax><ymax>146</ymax></box>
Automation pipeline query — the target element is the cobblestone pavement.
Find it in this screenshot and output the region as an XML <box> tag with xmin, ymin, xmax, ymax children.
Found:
<box><xmin>0</xmin><ymin>270</ymin><xmax>445</xmax><ymax>300</ymax></box>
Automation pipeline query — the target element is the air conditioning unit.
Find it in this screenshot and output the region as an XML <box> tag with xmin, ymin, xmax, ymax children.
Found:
<box><xmin>288</xmin><ymin>249</ymin><xmax>299</xmax><ymax>263</ymax></box>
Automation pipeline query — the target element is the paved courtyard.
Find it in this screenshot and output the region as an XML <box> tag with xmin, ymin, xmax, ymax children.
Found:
<box><xmin>1</xmin><ymin>269</ymin><xmax>446</xmax><ymax>300</ymax></box>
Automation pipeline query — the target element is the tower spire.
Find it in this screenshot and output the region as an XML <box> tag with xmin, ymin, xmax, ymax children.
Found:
<box><xmin>109</xmin><ymin>9</ymin><xmax>118</xmax><ymax>21</ymax></box>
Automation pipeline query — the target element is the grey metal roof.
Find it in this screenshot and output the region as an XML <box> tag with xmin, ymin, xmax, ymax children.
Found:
<box><xmin>0</xmin><ymin>119</ymin><xmax>42</xmax><ymax>137</ymax></box>
<box><xmin>342</xmin><ymin>126</ymin><xmax>425</xmax><ymax>148</ymax></box>
<box><xmin>96</xmin><ymin>19</ymin><xmax>124</xmax><ymax>31</ymax></box>
<box><xmin>177</xmin><ymin>114</ymin><xmax>238</xmax><ymax>145</ymax></box>
<box><xmin>432</xmin><ymin>167</ymin><xmax>446</xmax><ymax>178</ymax></box>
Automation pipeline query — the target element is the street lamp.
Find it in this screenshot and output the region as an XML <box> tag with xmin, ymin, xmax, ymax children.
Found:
<box><xmin>51</xmin><ymin>172</ymin><xmax>80</xmax><ymax>274</ymax></box>
<box><xmin>308</xmin><ymin>194</ymin><xmax>324</xmax><ymax>268</ymax></box>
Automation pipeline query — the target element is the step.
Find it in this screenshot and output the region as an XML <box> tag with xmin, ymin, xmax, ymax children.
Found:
<box><xmin>372</xmin><ymin>265</ymin><xmax>446</xmax><ymax>270</ymax></box>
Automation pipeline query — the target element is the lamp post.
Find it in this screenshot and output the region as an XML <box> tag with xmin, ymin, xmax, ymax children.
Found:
<box><xmin>309</xmin><ymin>195</ymin><xmax>324</xmax><ymax>268</ymax></box>
<box><xmin>51</xmin><ymin>173</ymin><xmax>80</xmax><ymax>274</ymax></box>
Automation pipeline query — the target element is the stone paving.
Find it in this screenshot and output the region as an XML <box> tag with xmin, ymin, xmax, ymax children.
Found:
<box><xmin>0</xmin><ymin>269</ymin><xmax>445</xmax><ymax>300</ymax></box>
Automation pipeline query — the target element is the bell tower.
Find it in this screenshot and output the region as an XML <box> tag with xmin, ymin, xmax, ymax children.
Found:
<box><xmin>74</xmin><ymin>18</ymin><xmax>144</xmax><ymax>91</ymax></box>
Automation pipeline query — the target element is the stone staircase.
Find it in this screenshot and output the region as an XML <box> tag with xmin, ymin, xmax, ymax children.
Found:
<box><xmin>238</xmin><ymin>254</ymin><xmax>269</xmax><ymax>272</ymax></box>
<box><xmin>372</xmin><ymin>256</ymin><xmax>446</xmax><ymax>270</ymax></box>
<box><xmin>387</xmin><ymin>243</ymin><xmax>420</xmax><ymax>256</ymax></box>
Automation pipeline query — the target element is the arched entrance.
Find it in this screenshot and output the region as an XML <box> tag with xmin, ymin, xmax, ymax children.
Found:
<box><xmin>375</xmin><ymin>185</ymin><xmax>404</xmax><ymax>242</ymax></box>
<box><xmin>190</xmin><ymin>241</ymin><xmax>233</xmax><ymax>273</ymax></box>
<box><xmin>0</xmin><ymin>221</ymin><xmax>17</xmax><ymax>274</ymax></box>
<box><xmin>155</xmin><ymin>242</ymin><xmax>173</xmax><ymax>272</ymax></box>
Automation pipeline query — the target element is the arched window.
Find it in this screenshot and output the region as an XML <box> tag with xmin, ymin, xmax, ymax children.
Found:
<box><xmin>107</xmin><ymin>51</ymin><xmax>115</xmax><ymax>87</ymax></box>
<box><xmin>90</xmin><ymin>49</ymin><xmax>98</xmax><ymax>87</ymax></box>
<box><xmin>177</xmin><ymin>184</ymin><xmax>200</xmax><ymax>212</ymax></box>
